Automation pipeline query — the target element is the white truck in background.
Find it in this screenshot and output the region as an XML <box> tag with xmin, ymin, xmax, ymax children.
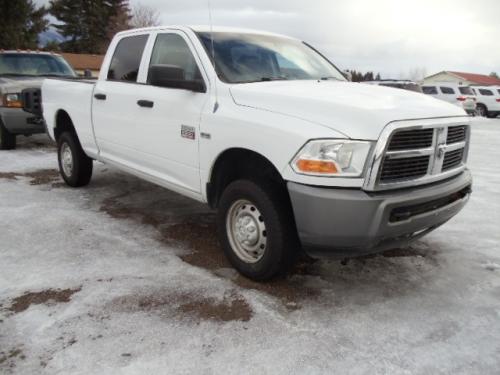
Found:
<box><xmin>36</xmin><ymin>26</ymin><xmax>472</xmax><ymax>280</ymax></box>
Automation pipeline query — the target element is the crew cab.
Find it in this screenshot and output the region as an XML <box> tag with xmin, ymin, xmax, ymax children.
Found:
<box><xmin>0</xmin><ymin>51</ymin><xmax>77</xmax><ymax>149</ymax></box>
<box><xmin>39</xmin><ymin>26</ymin><xmax>472</xmax><ymax>280</ymax></box>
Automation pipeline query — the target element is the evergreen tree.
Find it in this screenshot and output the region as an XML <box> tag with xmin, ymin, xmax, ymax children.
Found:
<box><xmin>0</xmin><ymin>0</ymin><xmax>48</xmax><ymax>49</ymax></box>
<box><xmin>50</xmin><ymin>0</ymin><xmax>131</xmax><ymax>54</ymax></box>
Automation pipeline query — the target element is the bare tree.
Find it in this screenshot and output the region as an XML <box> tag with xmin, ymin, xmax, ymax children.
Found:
<box><xmin>130</xmin><ymin>3</ymin><xmax>161</xmax><ymax>28</ymax></box>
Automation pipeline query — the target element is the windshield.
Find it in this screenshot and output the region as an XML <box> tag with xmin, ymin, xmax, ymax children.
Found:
<box><xmin>0</xmin><ymin>53</ymin><xmax>76</xmax><ymax>77</ymax></box>
<box><xmin>459</xmin><ymin>87</ymin><xmax>473</xmax><ymax>95</ymax></box>
<box><xmin>197</xmin><ymin>32</ymin><xmax>346</xmax><ymax>84</ymax></box>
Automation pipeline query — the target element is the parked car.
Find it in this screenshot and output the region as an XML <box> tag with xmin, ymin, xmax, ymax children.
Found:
<box><xmin>365</xmin><ymin>80</ymin><xmax>423</xmax><ymax>93</ymax></box>
<box><xmin>33</xmin><ymin>26</ymin><xmax>472</xmax><ymax>280</ymax></box>
<box><xmin>470</xmin><ymin>86</ymin><xmax>500</xmax><ymax>118</ymax></box>
<box><xmin>0</xmin><ymin>51</ymin><xmax>78</xmax><ymax>149</ymax></box>
<box><xmin>421</xmin><ymin>83</ymin><xmax>477</xmax><ymax>115</ymax></box>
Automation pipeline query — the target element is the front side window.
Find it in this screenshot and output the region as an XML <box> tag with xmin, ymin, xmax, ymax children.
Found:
<box><xmin>197</xmin><ymin>32</ymin><xmax>346</xmax><ymax>84</ymax></box>
<box><xmin>422</xmin><ymin>86</ymin><xmax>438</xmax><ymax>94</ymax></box>
<box><xmin>108</xmin><ymin>34</ymin><xmax>148</xmax><ymax>82</ymax></box>
<box><xmin>148</xmin><ymin>33</ymin><xmax>202</xmax><ymax>81</ymax></box>
<box><xmin>459</xmin><ymin>87</ymin><xmax>473</xmax><ymax>95</ymax></box>
<box><xmin>0</xmin><ymin>54</ymin><xmax>76</xmax><ymax>77</ymax></box>
<box><xmin>479</xmin><ymin>89</ymin><xmax>493</xmax><ymax>96</ymax></box>
<box><xmin>440</xmin><ymin>87</ymin><xmax>455</xmax><ymax>94</ymax></box>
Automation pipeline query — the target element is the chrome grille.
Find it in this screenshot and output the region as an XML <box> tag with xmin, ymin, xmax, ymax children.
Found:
<box><xmin>364</xmin><ymin>120</ymin><xmax>470</xmax><ymax>191</ymax></box>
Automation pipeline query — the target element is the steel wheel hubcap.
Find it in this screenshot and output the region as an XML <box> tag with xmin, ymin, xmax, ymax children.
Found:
<box><xmin>226</xmin><ymin>199</ymin><xmax>267</xmax><ymax>263</ymax></box>
<box><xmin>60</xmin><ymin>142</ymin><xmax>73</xmax><ymax>177</ymax></box>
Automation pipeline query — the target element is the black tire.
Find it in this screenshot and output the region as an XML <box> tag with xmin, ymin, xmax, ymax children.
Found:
<box><xmin>57</xmin><ymin>131</ymin><xmax>93</xmax><ymax>187</ymax></box>
<box><xmin>477</xmin><ymin>104</ymin><xmax>488</xmax><ymax>118</ymax></box>
<box><xmin>217</xmin><ymin>179</ymin><xmax>298</xmax><ymax>281</ymax></box>
<box><xmin>0</xmin><ymin>121</ymin><xmax>16</xmax><ymax>150</ymax></box>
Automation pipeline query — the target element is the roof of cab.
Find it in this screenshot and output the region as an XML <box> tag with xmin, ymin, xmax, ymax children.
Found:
<box><xmin>115</xmin><ymin>25</ymin><xmax>296</xmax><ymax>40</ymax></box>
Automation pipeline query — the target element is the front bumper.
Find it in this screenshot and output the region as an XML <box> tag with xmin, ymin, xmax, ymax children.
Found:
<box><xmin>287</xmin><ymin>170</ymin><xmax>472</xmax><ymax>258</ymax></box>
<box><xmin>0</xmin><ymin>107</ymin><xmax>45</xmax><ymax>135</ymax></box>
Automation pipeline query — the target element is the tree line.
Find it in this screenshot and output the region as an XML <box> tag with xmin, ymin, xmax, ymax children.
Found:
<box><xmin>345</xmin><ymin>70</ymin><xmax>382</xmax><ymax>82</ymax></box>
<box><xmin>0</xmin><ymin>0</ymin><xmax>160</xmax><ymax>54</ymax></box>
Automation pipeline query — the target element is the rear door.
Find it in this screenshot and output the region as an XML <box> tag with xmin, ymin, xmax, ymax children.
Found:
<box><xmin>92</xmin><ymin>33</ymin><xmax>150</xmax><ymax>166</ymax></box>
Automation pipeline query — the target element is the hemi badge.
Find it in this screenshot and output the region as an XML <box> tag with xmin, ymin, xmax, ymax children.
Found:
<box><xmin>181</xmin><ymin>125</ymin><xmax>196</xmax><ymax>140</ymax></box>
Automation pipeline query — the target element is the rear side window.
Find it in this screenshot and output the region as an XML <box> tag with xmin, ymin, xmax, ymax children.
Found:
<box><xmin>497</xmin><ymin>89</ymin><xmax>500</xmax><ymax>95</ymax></box>
<box><xmin>479</xmin><ymin>89</ymin><xmax>493</xmax><ymax>96</ymax></box>
<box><xmin>459</xmin><ymin>87</ymin><xmax>473</xmax><ymax>95</ymax></box>
<box><xmin>149</xmin><ymin>33</ymin><xmax>202</xmax><ymax>81</ymax></box>
<box><xmin>440</xmin><ymin>87</ymin><xmax>455</xmax><ymax>94</ymax></box>
<box><xmin>422</xmin><ymin>86</ymin><xmax>437</xmax><ymax>94</ymax></box>
<box><xmin>108</xmin><ymin>35</ymin><xmax>148</xmax><ymax>82</ymax></box>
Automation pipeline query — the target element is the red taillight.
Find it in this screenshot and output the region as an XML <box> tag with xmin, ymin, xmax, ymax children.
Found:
<box><xmin>496</xmin><ymin>99</ymin><xmax>500</xmax><ymax>102</ymax></box>
<box><xmin>456</xmin><ymin>97</ymin><xmax>466</xmax><ymax>101</ymax></box>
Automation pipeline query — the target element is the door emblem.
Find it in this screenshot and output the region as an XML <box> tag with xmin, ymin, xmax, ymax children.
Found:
<box><xmin>181</xmin><ymin>125</ymin><xmax>196</xmax><ymax>140</ymax></box>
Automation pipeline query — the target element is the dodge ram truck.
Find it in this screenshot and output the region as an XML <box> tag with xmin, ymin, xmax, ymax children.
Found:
<box><xmin>39</xmin><ymin>26</ymin><xmax>472</xmax><ymax>280</ymax></box>
<box><xmin>0</xmin><ymin>51</ymin><xmax>77</xmax><ymax>149</ymax></box>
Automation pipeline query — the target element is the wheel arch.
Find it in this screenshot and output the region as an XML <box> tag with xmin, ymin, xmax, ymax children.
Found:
<box><xmin>53</xmin><ymin>109</ymin><xmax>76</xmax><ymax>142</ymax></box>
<box><xmin>206</xmin><ymin>147</ymin><xmax>288</xmax><ymax>209</ymax></box>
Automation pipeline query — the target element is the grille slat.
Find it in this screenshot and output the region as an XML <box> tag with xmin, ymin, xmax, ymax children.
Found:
<box><xmin>442</xmin><ymin>149</ymin><xmax>464</xmax><ymax>171</ymax></box>
<box><xmin>380</xmin><ymin>155</ymin><xmax>430</xmax><ymax>182</ymax></box>
<box><xmin>446</xmin><ymin>126</ymin><xmax>466</xmax><ymax>144</ymax></box>
<box><xmin>387</xmin><ymin>128</ymin><xmax>434</xmax><ymax>151</ymax></box>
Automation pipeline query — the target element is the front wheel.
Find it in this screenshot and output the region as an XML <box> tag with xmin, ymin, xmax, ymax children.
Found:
<box><xmin>217</xmin><ymin>179</ymin><xmax>298</xmax><ymax>281</ymax></box>
<box><xmin>57</xmin><ymin>131</ymin><xmax>93</xmax><ymax>187</ymax></box>
<box><xmin>0</xmin><ymin>122</ymin><xmax>16</xmax><ymax>150</ymax></box>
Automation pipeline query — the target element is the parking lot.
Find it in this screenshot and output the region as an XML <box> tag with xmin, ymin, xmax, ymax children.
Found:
<box><xmin>1</xmin><ymin>118</ymin><xmax>499</xmax><ymax>374</ymax></box>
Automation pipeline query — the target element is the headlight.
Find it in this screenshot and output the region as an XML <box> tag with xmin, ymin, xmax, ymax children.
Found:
<box><xmin>291</xmin><ymin>140</ymin><xmax>373</xmax><ymax>177</ymax></box>
<box><xmin>0</xmin><ymin>93</ymin><xmax>23</xmax><ymax>108</ymax></box>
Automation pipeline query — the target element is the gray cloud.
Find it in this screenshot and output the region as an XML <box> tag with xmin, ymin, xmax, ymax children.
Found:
<box><xmin>35</xmin><ymin>0</ymin><xmax>500</xmax><ymax>77</ymax></box>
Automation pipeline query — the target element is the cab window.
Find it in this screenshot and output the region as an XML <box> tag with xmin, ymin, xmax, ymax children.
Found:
<box><xmin>108</xmin><ymin>35</ymin><xmax>148</xmax><ymax>82</ymax></box>
<box><xmin>148</xmin><ymin>33</ymin><xmax>202</xmax><ymax>81</ymax></box>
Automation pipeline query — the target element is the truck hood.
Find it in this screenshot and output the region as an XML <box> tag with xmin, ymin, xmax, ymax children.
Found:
<box><xmin>0</xmin><ymin>76</ymin><xmax>45</xmax><ymax>94</ymax></box>
<box><xmin>229</xmin><ymin>81</ymin><xmax>466</xmax><ymax>140</ymax></box>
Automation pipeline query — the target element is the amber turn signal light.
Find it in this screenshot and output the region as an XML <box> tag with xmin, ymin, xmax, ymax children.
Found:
<box><xmin>296</xmin><ymin>159</ymin><xmax>338</xmax><ymax>174</ymax></box>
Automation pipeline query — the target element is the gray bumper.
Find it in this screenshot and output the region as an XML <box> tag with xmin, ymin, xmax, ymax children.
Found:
<box><xmin>288</xmin><ymin>170</ymin><xmax>472</xmax><ymax>258</ymax></box>
<box><xmin>0</xmin><ymin>108</ymin><xmax>45</xmax><ymax>135</ymax></box>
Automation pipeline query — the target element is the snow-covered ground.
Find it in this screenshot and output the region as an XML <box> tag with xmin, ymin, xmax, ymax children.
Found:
<box><xmin>1</xmin><ymin>118</ymin><xmax>499</xmax><ymax>375</ymax></box>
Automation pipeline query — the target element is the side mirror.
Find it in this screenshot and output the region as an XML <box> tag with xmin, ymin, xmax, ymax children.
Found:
<box><xmin>148</xmin><ymin>64</ymin><xmax>206</xmax><ymax>93</ymax></box>
<box><xmin>83</xmin><ymin>69</ymin><xmax>93</xmax><ymax>78</ymax></box>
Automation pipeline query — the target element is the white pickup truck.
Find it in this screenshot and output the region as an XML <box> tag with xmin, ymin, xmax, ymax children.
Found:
<box><xmin>40</xmin><ymin>26</ymin><xmax>472</xmax><ymax>280</ymax></box>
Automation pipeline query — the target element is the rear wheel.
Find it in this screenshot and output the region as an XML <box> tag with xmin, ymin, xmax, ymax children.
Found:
<box><xmin>57</xmin><ymin>131</ymin><xmax>93</xmax><ymax>187</ymax></box>
<box><xmin>477</xmin><ymin>104</ymin><xmax>488</xmax><ymax>117</ymax></box>
<box><xmin>0</xmin><ymin>122</ymin><xmax>16</xmax><ymax>150</ymax></box>
<box><xmin>217</xmin><ymin>179</ymin><xmax>298</xmax><ymax>281</ymax></box>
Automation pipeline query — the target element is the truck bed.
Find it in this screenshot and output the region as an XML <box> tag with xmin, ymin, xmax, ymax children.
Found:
<box><xmin>42</xmin><ymin>78</ymin><xmax>99</xmax><ymax>157</ymax></box>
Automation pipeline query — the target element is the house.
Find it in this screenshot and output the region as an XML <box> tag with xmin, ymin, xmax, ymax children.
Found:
<box><xmin>423</xmin><ymin>71</ymin><xmax>500</xmax><ymax>86</ymax></box>
<box><xmin>60</xmin><ymin>53</ymin><xmax>104</xmax><ymax>77</ymax></box>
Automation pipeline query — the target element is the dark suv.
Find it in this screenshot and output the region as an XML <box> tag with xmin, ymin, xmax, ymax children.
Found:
<box><xmin>0</xmin><ymin>51</ymin><xmax>76</xmax><ymax>149</ymax></box>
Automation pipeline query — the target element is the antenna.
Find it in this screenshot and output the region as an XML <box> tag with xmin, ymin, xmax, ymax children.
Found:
<box><xmin>207</xmin><ymin>0</ymin><xmax>219</xmax><ymax>112</ymax></box>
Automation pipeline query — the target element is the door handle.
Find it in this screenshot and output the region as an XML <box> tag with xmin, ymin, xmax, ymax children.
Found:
<box><xmin>94</xmin><ymin>93</ymin><xmax>106</xmax><ymax>100</ymax></box>
<box><xmin>137</xmin><ymin>100</ymin><xmax>154</xmax><ymax>108</ymax></box>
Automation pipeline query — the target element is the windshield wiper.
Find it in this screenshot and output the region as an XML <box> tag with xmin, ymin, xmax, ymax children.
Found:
<box><xmin>320</xmin><ymin>76</ymin><xmax>342</xmax><ymax>81</ymax></box>
<box><xmin>260</xmin><ymin>77</ymin><xmax>288</xmax><ymax>82</ymax></box>
<box><xmin>0</xmin><ymin>73</ymin><xmax>36</xmax><ymax>77</ymax></box>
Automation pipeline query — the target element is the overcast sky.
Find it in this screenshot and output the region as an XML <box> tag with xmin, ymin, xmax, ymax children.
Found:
<box><xmin>36</xmin><ymin>0</ymin><xmax>500</xmax><ymax>78</ymax></box>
